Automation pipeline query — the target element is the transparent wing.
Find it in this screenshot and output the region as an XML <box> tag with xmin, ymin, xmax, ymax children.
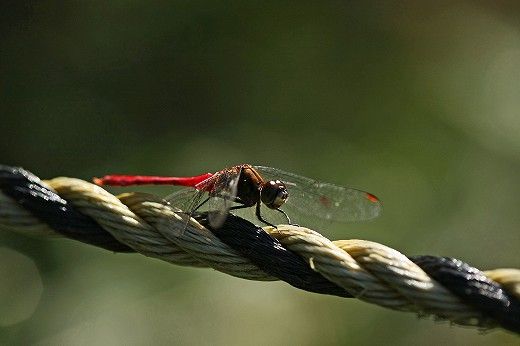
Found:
<box><xmin>165</xmin><ymin>172</ymin><xmax>221</xmax><ymax>217</ymax></box>
<box><xmin>165</xmin><ymin>168</ymin><xmax>243</xmax><ymax>229</ymax></box>
<box><xmin>255</xmin><ymin>166</ymin><xmax>382</xmax><ymax>225</ymax></box>
<box><xmin>166</xmin><ymin>186</ymin><xmax>208</xmax><ymax>214</ymax></box>
<box><xmin>207</xmin><ymin>167</ymin><xmax>241</xmax><ymax>228</ymax></box>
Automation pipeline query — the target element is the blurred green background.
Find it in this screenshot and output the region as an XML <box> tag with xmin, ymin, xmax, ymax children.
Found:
<box><xmin>1</xmin><ymin>1</ymin><xmax>519</xmax><ymax>345</ymax></box>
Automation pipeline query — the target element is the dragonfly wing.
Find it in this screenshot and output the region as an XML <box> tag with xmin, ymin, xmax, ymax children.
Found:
<box><xmin>166</xmin><ymin>187</ymin><xmax>207</xmax><ymax>214</ymax></box>
<box><xmin>165</xmin><ymin>172</ymin><xmax>222</xmax><ymax>215</ymax></box>
<box><xmin>207</xmin><ymin>168</ymin><xmax>241</xmax><ymax>228</ymax></box>
<box><xmin>255</xmin><ymin>166</ymin><xmax>382</xmax><ymax>223</ymax></box>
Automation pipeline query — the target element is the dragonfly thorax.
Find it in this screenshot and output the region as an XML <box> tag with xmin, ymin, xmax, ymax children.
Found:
<box><xmin>260</xmin><ymin>180</ymin><xmax>289</xmax><ymax>209</ymax></box>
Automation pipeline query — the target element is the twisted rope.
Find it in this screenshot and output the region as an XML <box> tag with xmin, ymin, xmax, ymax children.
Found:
<box><xmin>0</xmin><ymin>165</ymin><xmax>518</xmax><ymax>334</ymax></box>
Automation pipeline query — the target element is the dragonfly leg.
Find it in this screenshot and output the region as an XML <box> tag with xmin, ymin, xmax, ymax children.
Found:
<box><xmin>229</xmin><ymin>204</ymin><xmax>248</xmax><ymax>211</ymax></box>
<box><xmin>254</xmin><ymin>202</ymin><xmax>278</xmax><ymax>228</ymax></box>
<box><xmin>193</xmin><ymin>196</ymin><xmax>210</xmax><ymax>212</ymax></box>
<box><xmin>228</xmin><ymin>203</ymin><xmax>279</xmax><ymax>228</ymax></box>
<box><xmin>175</xmin><ymin>196</ymin><xmax>210</xmax><ymax>222</ymax></box>
<box><xmin>275</xmin><ymin>208</ymin><xmax>293</xmax><ymax>225</ymax></box>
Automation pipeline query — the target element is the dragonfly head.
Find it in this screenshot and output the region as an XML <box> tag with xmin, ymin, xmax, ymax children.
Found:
<box><xmin>260</xmin><ymin>180</ymin><xmax>289</xmax><ymax>209</ymax></box>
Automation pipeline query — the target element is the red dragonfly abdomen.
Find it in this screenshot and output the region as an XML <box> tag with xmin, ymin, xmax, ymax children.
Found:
<box><xmin>93</xmin><ymin>173</ymin><xmax>214</xmax><ymax>188</ymax></box>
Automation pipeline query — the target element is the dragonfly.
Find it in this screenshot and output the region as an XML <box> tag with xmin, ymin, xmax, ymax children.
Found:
<box><xmin>94</xmin><ymin>164</ymin><xmax>382</xmax><ymax>229</ymax></box>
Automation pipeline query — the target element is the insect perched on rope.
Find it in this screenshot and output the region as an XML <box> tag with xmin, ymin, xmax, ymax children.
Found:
<box><xmin>94</xmin><ymin>164</ymin><xmax>382</xmax><ymax>229</ymax></box>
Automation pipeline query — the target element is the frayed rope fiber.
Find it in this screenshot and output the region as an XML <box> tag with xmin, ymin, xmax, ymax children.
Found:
<box><xmin>0</xmin><ymin>165</ymin><xmax>519</xmax><ymax>334</ymax></box>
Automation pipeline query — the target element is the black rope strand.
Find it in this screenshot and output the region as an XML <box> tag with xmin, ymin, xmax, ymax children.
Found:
<box><xmin>0</xmin><ymin>165</ymin><xmax>133</xmax><ymax>252</ymax></box>
<box><xmin>411</xmin><ymin>255</ymin><xmax>520</xmax><ymax>334</ymax></box>
<box><xmin>197</xmin><ymin>213</ymin><xmax>353</xmax><ymax>298</ymax></box>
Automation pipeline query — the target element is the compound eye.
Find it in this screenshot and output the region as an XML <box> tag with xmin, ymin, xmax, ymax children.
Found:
<box><xmin>261</xmin><ymin>180</ymin><xmax>289</xmax><ymax>209</ymax></box>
